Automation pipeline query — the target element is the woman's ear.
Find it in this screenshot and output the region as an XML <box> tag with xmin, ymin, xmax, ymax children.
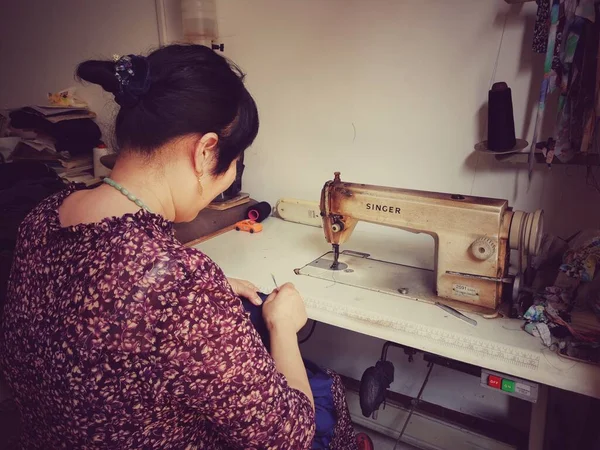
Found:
<box><xmin>193</xmin><ymin>132</ymin><xmax>219</xmax><ymax>174</ymax></box>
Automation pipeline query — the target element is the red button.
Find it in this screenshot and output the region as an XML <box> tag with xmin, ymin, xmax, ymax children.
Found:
<box><xmin>488</xmin><ymin>375</ymin><xmax>502</xmax><ymax>389</ymax></box>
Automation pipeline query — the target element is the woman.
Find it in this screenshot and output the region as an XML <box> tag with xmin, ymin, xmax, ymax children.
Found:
<box><xmin>0</xmin><ymin>45</ymin><xmax>356</xmax><ymax>449</ymax></box>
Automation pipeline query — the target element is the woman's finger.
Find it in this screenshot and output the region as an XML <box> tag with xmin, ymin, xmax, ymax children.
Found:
<box><xmin>244</xmin><ymin>281</ymin><xmax>260</xmax><ymax>292</ymax></box>
<box><xmin>264</xmin><ymin>289</ymin><xmax>278</xmax><ymax>304</ymax></box>
<box><xmin>228</xmin><ymin>278</ymin><xmax>262</xmax><ymax>305</ymax></box>
<box><xmin>239</xmin><ymin>281</ymin><xmax>262</xmax><ymax>305</ymax></box>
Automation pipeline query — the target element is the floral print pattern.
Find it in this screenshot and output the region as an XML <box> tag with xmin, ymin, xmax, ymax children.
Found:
<box><xmin>327</xmin><ymin>370</ymin><xmax>358</xmax><ymax>450</ymax></box>
<box><xmin>0</xmin><ymin>186</ymin><xmax>315</xmax><ymax>449</ymax></box>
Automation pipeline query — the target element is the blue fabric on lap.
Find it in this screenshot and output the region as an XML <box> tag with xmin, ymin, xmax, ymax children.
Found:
<box><xmin>242</xmin><ymin>293</ymin><xmax>336</xmax><ymax>449</ymax></box>
<box><xmin>304</xmin><ymin>359</ymin><xmax>335</xmax><ymax>449</ymax></box>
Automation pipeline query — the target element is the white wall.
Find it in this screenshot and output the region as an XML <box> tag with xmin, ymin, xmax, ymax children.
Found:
<box><xmin>0</xmin><ymin>0</ymin><xmax>160</xmax><ymax>138</ymax></box>
<box><xmin>214</xmin><ymin>0</ymin><xmax>599</xmax><ymax>242</ymax></box>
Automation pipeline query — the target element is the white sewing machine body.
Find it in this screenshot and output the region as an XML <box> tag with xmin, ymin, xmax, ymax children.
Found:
<box><xmin>318</xmin><ymin>173</ymin><xmax>543</xmax><ymax>314</ymax></box>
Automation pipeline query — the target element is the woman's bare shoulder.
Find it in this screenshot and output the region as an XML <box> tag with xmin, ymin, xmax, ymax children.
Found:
<box><xmin>58</xmin><ymin>186</ymin><xmax>139</xmax><ymax>227</ymax></box>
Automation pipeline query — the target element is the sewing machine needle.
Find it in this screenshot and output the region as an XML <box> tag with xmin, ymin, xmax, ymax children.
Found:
<box><xmin>435</xmin><ymin>302</ymin><xmax>478</xmax><ymax>327</ymax></box>
<box><xmin>331</xmin><ymin>244</ymin><xmax>340</xmax><ymax>270</ymax></box>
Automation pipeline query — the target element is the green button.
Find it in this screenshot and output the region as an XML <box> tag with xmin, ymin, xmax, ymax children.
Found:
<box><xmin>501</xmin><ymin>379</ymin><xmax>515</xmax><ymax>392</ymax></box>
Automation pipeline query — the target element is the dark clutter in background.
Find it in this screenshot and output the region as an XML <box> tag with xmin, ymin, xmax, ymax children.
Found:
<box><xmin>519</xmin><ymin>231</ymin><xmax>600</xmax><ymax>364</ymax></box>
<box><xmin>0</xmin><ymin>87</ymin><xmax>114</xmax><ymax>185</ymax></box>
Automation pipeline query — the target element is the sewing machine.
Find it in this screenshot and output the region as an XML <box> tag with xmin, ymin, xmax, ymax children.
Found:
<box><xmin>315</xmin><ymin>172</ymin><xmax>544</xmax><ymax>315</ymax></box>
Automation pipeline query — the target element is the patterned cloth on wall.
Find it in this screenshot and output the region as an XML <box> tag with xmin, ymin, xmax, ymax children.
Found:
<box><xmin>533</xmin><ymin>0</ymin><xmax>551</xmax><ymax>53</ymax></box>
<box><xmin>529</xmin><ymin>0</ymin><xmax>600</xmax><ymax>168</ymax></box>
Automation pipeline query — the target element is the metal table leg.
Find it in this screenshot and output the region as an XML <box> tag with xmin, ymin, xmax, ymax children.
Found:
<box><xmin>529</xmin><ymin>384</ymin><xmax>548</xmax><ymax>450</ymax></box>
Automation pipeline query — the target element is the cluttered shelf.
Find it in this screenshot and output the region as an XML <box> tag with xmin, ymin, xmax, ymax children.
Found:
<box><xmin>0</xmin><ymin>89</ymin><xmax>112</xmax><ymax>185</ymax></box>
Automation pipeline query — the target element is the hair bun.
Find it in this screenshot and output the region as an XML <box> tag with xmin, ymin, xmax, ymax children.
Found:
<box><xmin>76</xmin><ymin>55</ymin><xmax>150</xmax><ymax>108</ymax></box>
<box><xmin>113</xmin><ymin>55</ymin><xmax>151</xmax><ymax>108</ymax></box>
<box><xmin>76</xmin><ymin>60</ymin><xmax>120</xmax><ymax>95</ymax></box>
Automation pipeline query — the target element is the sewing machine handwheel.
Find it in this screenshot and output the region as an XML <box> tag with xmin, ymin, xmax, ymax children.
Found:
<box><xmin>509</xmin><ymin>209</ymin><xmax>544</xmax><ymax>256</ymax></box>
<box><xmin>529</xmin><ymin>210</ymin><xmax>544</xmax><ymax>256</ymax></box>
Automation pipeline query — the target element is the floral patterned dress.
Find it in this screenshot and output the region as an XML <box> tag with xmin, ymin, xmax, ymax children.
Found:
<box><xmin>0</xmin><ymin>186</ymin><xmax>328</xmax><ymax>449</ymax></box>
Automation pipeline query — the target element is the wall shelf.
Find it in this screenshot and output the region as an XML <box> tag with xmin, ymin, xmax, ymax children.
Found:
<box><xmin>478</xmin><ymin>150</ymin><xmax>600</xmax><ymax>166</ymax></box>
<box><xmin>475</xmin><ymin>139</ymin><xmax>600</xmax><ymax>166</ymax></box>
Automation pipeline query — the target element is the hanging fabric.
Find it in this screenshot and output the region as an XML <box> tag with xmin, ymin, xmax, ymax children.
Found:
<box><xmin>533</xmin><ymin>0</ymin><xmax>551</xmax><ymax>53</ymax></box>
<box><xmin>528</xmin><ymin>0</ymin><xmax>599</xmax><ymax>177</ymax></box>
<box><xmin>528</xmin><ymin>0</ymin><xmax>563</xmax><ymax>178</ymax></box>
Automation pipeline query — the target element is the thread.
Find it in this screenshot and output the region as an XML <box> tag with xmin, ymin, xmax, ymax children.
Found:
<box><xmin>487</xmin><ymin>82</ymin><xmax>517</xmax><ymax>151</ymax></box>
<box><xmin>246</xmin><ymin>201</ymin><xmax>271</xmax><ymax>223</ymax></box>
<box><xmin>470</xmin><ymin>11</ymin><xmax>509</xmax><ymax>195</ymax></box>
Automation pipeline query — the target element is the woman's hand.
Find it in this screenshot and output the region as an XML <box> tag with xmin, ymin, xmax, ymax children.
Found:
<box><xmin>262</xmin><ymin>283</ymin><xmax>308</xmax><ymax>333</ymax></box>
<box><xmin>227</xmin><ymin>278</ymin><xmax>262</xmax><ymax>305</ymax></box>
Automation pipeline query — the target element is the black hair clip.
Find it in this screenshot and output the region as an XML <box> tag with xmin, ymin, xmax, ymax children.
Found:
<box><xmin>113</xmin><ymin>54</ymin><xmax>151</xmax><ymax>108</ymax></box>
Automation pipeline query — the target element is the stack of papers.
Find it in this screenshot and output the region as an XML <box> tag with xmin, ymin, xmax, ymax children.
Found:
<box><xmin>22</xmin><ymin>105</ymin><xmax>96</xmax><ymax>123</ymax></box>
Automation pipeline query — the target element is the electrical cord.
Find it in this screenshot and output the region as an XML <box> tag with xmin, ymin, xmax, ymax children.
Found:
<box><xmin>392</xmin><ymin>362</ymin><xmax>434</xmax><ymax>450</ymax></box>
<box><xmin>299</xmin><ymin>320</ymin><xmax>317</xmax><ymax>344</ymax></box>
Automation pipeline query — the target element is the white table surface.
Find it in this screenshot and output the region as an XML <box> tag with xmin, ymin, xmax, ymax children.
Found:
<box><xmin>196</xmin><ymin>218</ymin><xmax>600</xmax><ymax>400</ymax></box>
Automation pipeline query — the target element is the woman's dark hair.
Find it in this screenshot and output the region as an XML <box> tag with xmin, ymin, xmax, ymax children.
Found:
<box><xmin>76</xmin><ymin>44</ymin><xmax>259</xmax><ymax>175</ymax></box>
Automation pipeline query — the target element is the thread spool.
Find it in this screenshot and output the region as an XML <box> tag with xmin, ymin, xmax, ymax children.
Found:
<box><xmin>246</xmin><ymin>201</ymin><xmax>271</xmax><ymax>223</ymax></box>
<box><xmin>93</xmin><ymin>143</ymin><xmax>114</xmax><ymax>178</ymax></box>
<box><xmin>487</xmin><ymin>82</ymin><xmax>517</xmax><ymax>151</ymax></box>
